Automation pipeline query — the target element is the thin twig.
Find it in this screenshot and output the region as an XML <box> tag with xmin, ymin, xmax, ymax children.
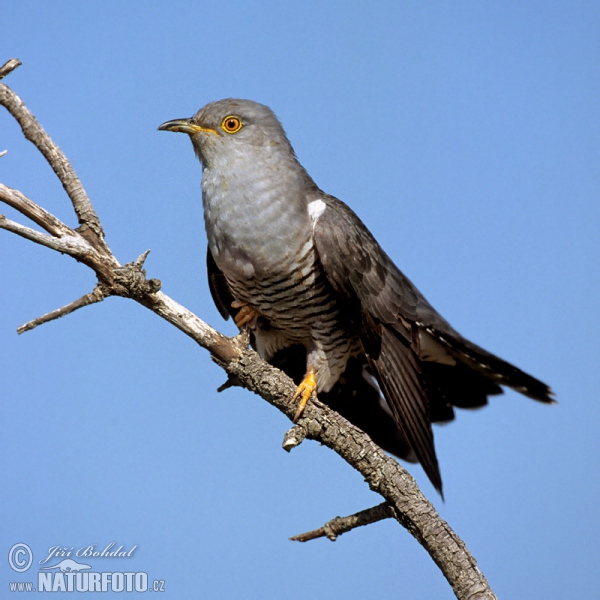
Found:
<box><xmin>0</xmin><ymin>58</ymin><xmax>21</xmax><ymax>80</ymax></box>
<box><xmin>18</xmin><ymin>286</ymin><xmax>107</xmax><ymax>334</ymax></box>
<box><xmin>290</xmin><ymin>502</ymin><xmax>394</xmax><ymax>542</ymax></box>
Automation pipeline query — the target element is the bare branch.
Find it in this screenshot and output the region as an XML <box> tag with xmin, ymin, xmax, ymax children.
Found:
<box><xmin>223</xmin><ymin>348</ymin><xmax>497</xmax><ymax>600</ymax></box>
<box><xmin>290</xmin><ymin>502</ymin><xmax>394</xmax><ymax>542</ymax></box>
<box><xmin>135</xmin><ymin>290</ymin><xmax>242</xmax><ymax>364</ymax></box>
<box><xmin>0</xmin><ymin>214</ymin><xmax>85</xmax><ymax>253</ymax></box>
<box><xmin>0</xmin><ymin>74</ymin><xmax>104</xmax><ymax>239</ymax></box>
<box><xmin>0</xmin><ymin>58</ymin><xmax>21</xmax><ymax>79</ymax></box>
<box><xmin>17</xmin><ymin>286</ymin><xmax>107</xmax><ymax>334</ymax></box>
<box><xmin>0</xmin><ymin>184</ymin><xmax>73</xmax><ymax>236</ymax></box>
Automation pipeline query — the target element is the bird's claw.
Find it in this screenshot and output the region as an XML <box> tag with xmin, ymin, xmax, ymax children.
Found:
<box><xmin>292</xmin><ymin>369</ymin><xmax>317</xmax><ymax>421</ymax></box>
<box><xmin>232</xmin><ymin>300</ymin><xmax>261</xmax><ymax>329</ymax></box>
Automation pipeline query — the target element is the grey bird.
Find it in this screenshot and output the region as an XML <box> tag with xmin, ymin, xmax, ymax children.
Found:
<box><xmin>159</xmin><ymin>99</ymin><xmax>554</xmax><ymax>496</ymax></box>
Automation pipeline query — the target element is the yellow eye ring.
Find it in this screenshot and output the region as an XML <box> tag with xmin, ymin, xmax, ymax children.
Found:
<box><xmin>221</xmin><ymin>116</ymin><xmax>243</xmax><ymax>134</ymax></box>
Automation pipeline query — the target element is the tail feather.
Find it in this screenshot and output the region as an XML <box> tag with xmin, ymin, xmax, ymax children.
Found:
<box><xmin>425</xmin><ymin>327</ymin><xmax>555</xmax><ymax>404</ymax></box>
<box><xmin>422</xmin><ymin>362</ymin><xmax>502</xmax><ymax>423</ymax></box>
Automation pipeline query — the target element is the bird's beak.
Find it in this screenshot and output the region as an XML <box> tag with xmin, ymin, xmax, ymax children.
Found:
<box><xmin>158</xmin><ymin>118</ymin><xmax>217</xmax><ymax>135</ymax></box>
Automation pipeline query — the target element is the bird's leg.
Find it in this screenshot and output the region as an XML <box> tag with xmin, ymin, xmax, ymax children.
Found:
<box><xmin>231</xmin><ymin>300</ymin><xmax>261</xmax><ymax>329</ymax></box>
<box><xmin>292</xmin><ymin>368</ymin><xmax>317</xmax><ymax>422</ymax></box>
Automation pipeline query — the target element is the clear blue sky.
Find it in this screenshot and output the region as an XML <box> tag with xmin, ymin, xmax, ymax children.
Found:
<box><xmin>1</xmin><ymin>2</ymin><xmax>598</xmax><ymax>598</ymax></box>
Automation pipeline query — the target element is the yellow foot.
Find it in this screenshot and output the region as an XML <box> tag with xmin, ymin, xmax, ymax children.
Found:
<box><xmin>292</xmin><ymin>369</ymin><xmax>317</xmax><ymax>422</ymax></box>
<box><xmin>231</xmin><ymin>300</ymin><xmax>261</xmax><ymax>328</ymax></box>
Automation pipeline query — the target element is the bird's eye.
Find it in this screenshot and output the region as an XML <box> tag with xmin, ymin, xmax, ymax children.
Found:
<box><xmin>221</xmin><ymin>116</ymin><xmax>243</xmax><ymax>134</ymax></box>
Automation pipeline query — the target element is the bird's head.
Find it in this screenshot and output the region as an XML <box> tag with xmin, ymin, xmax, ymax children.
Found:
<box><xmin>158</xmin><ymin>98</ymin><xmax>296</xmax><ymax>168</ymax></box>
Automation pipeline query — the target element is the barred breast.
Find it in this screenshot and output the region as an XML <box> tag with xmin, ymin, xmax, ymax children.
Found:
<box><xmin>223</xmin><ymin>236</ymin><xmax>360</xmax><ymax>393</ymax></box>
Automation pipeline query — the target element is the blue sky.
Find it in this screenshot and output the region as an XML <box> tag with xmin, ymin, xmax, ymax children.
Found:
<box><xmin>1</xmin><ymin>2</ymin><xmax>598</xmax><ymax>598</ymax></box>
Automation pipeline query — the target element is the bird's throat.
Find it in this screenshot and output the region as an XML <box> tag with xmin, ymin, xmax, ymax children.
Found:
<box><xmin>202</xmin><ymin>163</ymin><xmax>311</xmax><ymax>281</ymax></box>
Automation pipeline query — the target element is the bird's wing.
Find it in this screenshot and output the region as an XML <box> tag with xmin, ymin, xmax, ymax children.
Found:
<box><xmin>311</xmin><ymin>195</ymin><xmax>446</xmax><ymax>492</ymax></box>
<box><xmin>311</xmin><ymin>195</ymin><xmax>554</xmax><ymax>493</ymax></box>
<box><xmin>207</xmin><ymin>246</ymin><xmax>235</xmax><ymax>320</ymax></box>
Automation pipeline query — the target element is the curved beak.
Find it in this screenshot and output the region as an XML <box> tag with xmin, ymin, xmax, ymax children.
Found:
<box><xmin>158</xmin><ymin>118</ymin><xmax>216</xmax><ymax>135</ymax></box>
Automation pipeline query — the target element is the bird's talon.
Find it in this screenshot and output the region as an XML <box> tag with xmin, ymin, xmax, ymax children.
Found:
<box><xmin>232</xmin><ymin>301</ymin><xmax>261</xmax><ymax>328</ymax></box>
<box><xmin>292</xmin><ymin>369</ymin><xmax>317</xmax><ymax>421</ymax></box>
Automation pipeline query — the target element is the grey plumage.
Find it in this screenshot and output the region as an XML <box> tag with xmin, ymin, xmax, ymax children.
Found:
<box><xmin>159</xmin><ymin>99</ymin><xmax>554</xmax><ymax>495</ymax></box>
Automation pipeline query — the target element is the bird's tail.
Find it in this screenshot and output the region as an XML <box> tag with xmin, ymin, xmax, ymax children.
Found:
<box><xmin>425</xmin><ymin>326</ymin><xmax>555</xmax><ymax>404</ymax></box>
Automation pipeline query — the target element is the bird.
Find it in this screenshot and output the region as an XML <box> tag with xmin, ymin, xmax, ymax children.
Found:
<box><xmin>159</xmin><ymin>99</ymin><xmax>554</xmax><ymax>496</ymax></box>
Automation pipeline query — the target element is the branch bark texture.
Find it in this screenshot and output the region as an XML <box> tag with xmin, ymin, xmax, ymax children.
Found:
<box><xmin>0</xmin><ymin>58</ymin><xmax>496</xmax><ymax>600</ymax></box>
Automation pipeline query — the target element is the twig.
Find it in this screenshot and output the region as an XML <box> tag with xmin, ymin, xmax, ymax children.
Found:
<box><xmin>0</xmin><ymin>58</ymin><xmax>21</xmax><ymax>80</ymax></box>
<box><xmin>17</xmin><ymin>286</ymin><xmax>107</xmax><ymax>334</ymax></box>
<box><xmin>282</xmin><ymin>424</ymin><xmax>307</xmax><ymax>451</ymax></box>
<box><xmin>132</xmin><ymin>249</ymin><xmax>151</xmax><ymax>269</ymax></box>
<box><xmin>290</xmin><ymin>502</ymin><xmax>394</xmax><ymax>542</ymax></box>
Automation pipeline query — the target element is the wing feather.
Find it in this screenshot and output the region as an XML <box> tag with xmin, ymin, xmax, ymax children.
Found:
<box><xmin>207</xmin><ymin>246</ymin><xmax>234</xmax><ymax>321</ymax></box>
<box><xmin>312</xmin><ymin>195</ymin><xmax>444</xmax><ymax>492</ymax></box>
<box><xmin>369</xmin><ymin>327</ymin><xmax>442</xmax><ymax>493</ymax></box>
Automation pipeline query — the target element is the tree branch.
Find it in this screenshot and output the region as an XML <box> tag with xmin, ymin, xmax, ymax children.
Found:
<box><xmin>0</xmin><ymin>59</ymin><xmax>497</xmax><ymax>600</ymax></box>
<box><xmin>0</xmin><ymin>213</ymin><xmax>84</xmax><ymax>253</ymax></box>
<box><xmin>17</xmin><ymin>285</ymin><xmax>107</xmax><ymax>334</ymax></box>
<box><xmin>0</xmin><ymin>58</ymin><xmax>21</xmax><ymax>80</ymax></box>
<box><xmin>290</xmin><ymin>502</ymin><xmax>394</xmax><ymax>542</ymax></box>
<box><xmin>0</xmin><ymin>184</ymin><xmax>72</xmax><ymax>236</ymax></box>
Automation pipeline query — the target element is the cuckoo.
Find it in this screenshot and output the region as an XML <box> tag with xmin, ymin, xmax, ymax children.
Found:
<box><xmin>159</xmin><ymin>99</ymin><xmax>553</xmax><ymax>495</ymax></box>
